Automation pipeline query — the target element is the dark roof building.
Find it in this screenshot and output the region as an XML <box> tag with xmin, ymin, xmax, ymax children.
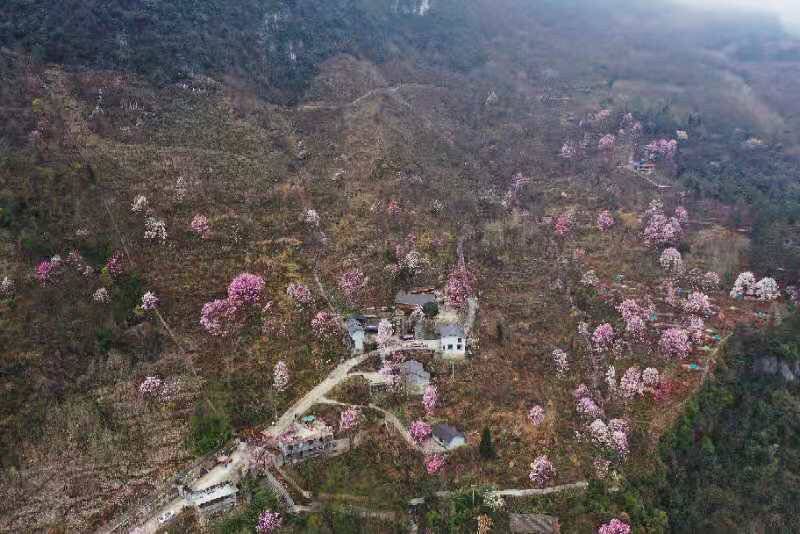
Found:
<box><xmin>509</xmin><ymin>513</ymin><xmax>560</xmax><ymax>534</ymax></box>
<box><xmin>395</xmin><ymin>291</ymin><xmax>436</xmax><ymax>308</ymax></box>
<box><xmin>431</xmin><ymin>423</ymin><xmax>466</xmax><ymax>450</ymax></box>
<box><xmin>438</xmin><ymin>324</ymin><xmax>465</xmax><ymax>338</ymax></box>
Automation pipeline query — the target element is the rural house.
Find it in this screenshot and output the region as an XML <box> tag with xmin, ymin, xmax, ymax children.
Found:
<box><xmin>276</xmin><ymin>419</ymin><xmax>335</xmax><ymax>464</ymax></box>
<box><xmin>399</xmin><ymin>359</ymin><xmax>430</xmax><ymax>395</ymax></box>
<box><xmin>187</xmin><ymin>483</ymin><xmax>239</xmax><ymax>517</ymax></box>
<box><xmin>439</xmin><ymin>323</ymin><xmax>466</xmax><ymax>357</ymax></box>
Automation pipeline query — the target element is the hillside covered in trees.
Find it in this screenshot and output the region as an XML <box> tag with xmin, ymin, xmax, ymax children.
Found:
<box><xmin>0</xmin><ymin>1</ymin><xmax>799</xmax><ymax>532</ymax></box>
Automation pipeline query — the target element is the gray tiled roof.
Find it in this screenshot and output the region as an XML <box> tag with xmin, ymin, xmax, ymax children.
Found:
<box><xmin>438</xmin><ymin>323</ymin><xmax>465</xmax><ymax>338</ymax></box>
<box><xmin>395</xmin><ymin>291</ymin><xmax>436</xmax><ymax>306</ymax></box>
<box><xmin>432</xmin><ymin>423</ymin><xmax>464</xmax><ymax>444</ymax></box>
<box><xmin>509</xmin><ymin>513</ymin><xmax>559</xmax><ymax>534</ymax></box>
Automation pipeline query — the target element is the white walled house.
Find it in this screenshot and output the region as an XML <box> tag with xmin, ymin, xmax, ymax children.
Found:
<box><xmin>438</xmin><ymin>324</ymin><xmax>466</xmax><ymax>358</ymax></box>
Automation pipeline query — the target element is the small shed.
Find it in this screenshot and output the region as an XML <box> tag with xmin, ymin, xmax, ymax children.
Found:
<box><xmin>431</xmin><ymin>423</ymin><xmax>466</xmax><ymax>450</ymax></box>
<box><xmin>509</xmin><ymin>513</ymin><xmax>560</xmax><ymax>534</ymax></box>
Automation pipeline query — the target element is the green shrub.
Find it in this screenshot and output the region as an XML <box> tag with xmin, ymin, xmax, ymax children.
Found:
<box><xmin>187</xmin><ymin>402</ymin><xmax>233</xmax><ymax>456</ymax></box>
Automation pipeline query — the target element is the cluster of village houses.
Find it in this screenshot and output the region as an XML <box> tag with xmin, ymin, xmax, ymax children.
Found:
<box><xmin>172</xmin><ymin>287</ymin><xmax>476</xmax><ymax>518</ymax></box>
<box><xmin>275</xmin><ymin>287</ymin><xmax>474</xmax><ymax>464</ymax></box>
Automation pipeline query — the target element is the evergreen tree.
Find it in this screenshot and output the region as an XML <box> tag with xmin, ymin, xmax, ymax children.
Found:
<box><xmin>479</xmin><ymin>427</ymin><xmax>495</xmax><ymax>459</ymax></box>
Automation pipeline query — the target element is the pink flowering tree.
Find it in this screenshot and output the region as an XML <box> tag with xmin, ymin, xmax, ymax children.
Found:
<box><xmin>619</xmin><ymin>367</ymin><xmax>643</xmax><ymax>399</ymax></box>
<box><xmin>597</xmin><ymin>210</ymin><xmax>615</xmax><ymax>231</ymax></box>
<box><xmin>684</xmin><ymin>291</ymin><xmax>712</xmax><ymax>316</ymax></box>
<box><xmin>200</xmin><ymin>298</ymin><xmax>238</xmax><ymax>336</ymax></box>
<box><xmin>190</xmin><ymin>214</ymin><xmax>210</xmax><ymax>239</ymax></box>
<box><xmin>592</xmin><ymin>324</ymin><xmax>615</xmax><ymax>352</ymax></box>
<box><xmin>339</xmin><ymin>269</ymin><xmax>367</xmax><ymax>302</ymax></box>
<box><xmin>577</xmin><ymin>396</ymin><xmax>604</xmax><ymax>419</ymax></box>
<box><xmin>659</xmin><ymin>328</ymin><xmax>691</xmax><ymax>359</ymax></box>
<box><xmin>286</xmin><ymin>282</ymin><xmax>313</xmax><ymax>308</ymax></box>
<box><xmin>35</xmin><ymin>256</ymin><xmax>63</xmax><ymax>285</ymax></box>
<box><xmin>105</xmin><ymin>251</ymin><xmax>124</xmax><ymax>276</ymax></box>
<box><xmin>529</xmin><ymin>455</ymin><xmax>555</xmax><ymax>488</ymax></box>
<box><xmin>139</xmin><ymin>376</ymin><xmax>162</xmax><ymax>398</ymax></box>
<box><xmin>422</xmin><ymin>385</ymin><xmax>438</xmax><ymax>416</ymax></box>
<box><xmin>552</xmin><ymin>349</ymin><xmax>569</xmax><ymax>375</ymax></box>
<box><xmin>616</xmin><ymin>299</ymin><xmax>651</xmax><ymax>342</ymax></box>
<box><xmin>409</xmin><ymin>420</ymin><xmax>432</xmax><ymax>443</ymax></box>
<box><xmin>553</xmin><ymin>213</ymin><xmax>572</xmax><ymax>237</ymax></box>
<box><xmin>598</xmin><ymin>518</ymin><xmax>631</xmax><ymax>534</ymax></box>
<box><xmin>227</xmin><ymin>273</ymin><xmax>265</xmax><ymax>307</ymax></box>
<box><xmin>446</xmin><ymin>262</ymin><xmax>475</xmax><ymax>309</ymax></box>
<box><xmin>425</xmin><ymin>454</ymin><xmax>446</xmax><ymax>475</ymax></box>
<box><xmin>311</xmin><ymin>311</ymin><xmax>340</xmax><ymax>340</ymax></box>
<box><xmin>256</xmin><ymin>511</ymin><xmax>283</xmax><ymax>533</ymax></box>
<box><xmin>528</xmin><ymin>405</ymin><xmax>545</xmax><ymax>426</ymax></box>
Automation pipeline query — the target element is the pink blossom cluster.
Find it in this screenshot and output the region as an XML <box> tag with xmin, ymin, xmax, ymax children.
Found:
<box><xmin>529</xmin><ymin>455</ymin><xmax>555</xmax><ymax>488</ymax></box>
<box><xmin>423</xmin><ymin>385</ymin><xmax>438</xmax><ymax>416</ymax></box>
<box><xmin>200</xmin><ymin>298</ymin><xmax>238</xmax><ymax>336</ymax></box>
<box><xmin>105</xmin><ymin>251</ymin><xmax>124</xmax><ymax>276</ymax></box>
<box><xmin>446</xmin><ymin>263</ymin><xmax>475</xmax><ymax>309</ymax></box>
<box><xmin>311</xmin><ymin>311</ymin><xmax>340</xmax><ymax>339</ymax></box>
<box><xmin>139</xmin><ymin>376</ymin><xmax>162</xmax><ymax>397</ymax></box>
<box><xmin>598</xmin><ymin>518</ymin><xmax>631</xmax><ymax>534</ymax></box>
<box><xmin>642</xmin><ymin>201</ymin><xmax>683</xmax><ymax>247</ymax></box>
<box><xmin>619</xmin><ymin>367</ymin><xmax>643</xmax><ymax>399</ymax></box>
<box><xmin>592</xmin><ymin>324</ymin><xmax>615</xmax><ymax>352</ymax></box>
<box><xmin>190</xmin><ymin>214</ymin><xmax>210</xmax><ymax>238</ymax></box>
<box><xmin>528</xmin><ymin>405</ymin><xmax>545</xmax><ymax>426</ymax></box>
<box><xmin>339</xmin><ymin>406</ymin><xmax>361</xmax><ymax>432</ymax></box>
<box><xmin>730</xmin><ymin>271</ymin><xmax>757</xmax><ymax>299</ymax></box>
<box><xmin>141</xmin><ymin>291</ymin><xmax>159</xmax><ymax>311</ymax></box>
<box><xmin>596</xmin><ymin>210</ymin><xmax>615</xmax><ymax>231</ymax></box>
<box><xmin>702</xmin><ymin>271</ymin><xmax>720</xmax><ymax>290</ymax></box>
<box><xmin>339</xmin><ymin>269</ymin><xmax>367</xmax><ymax>299</ymax></box>
<box><xmin>577</xmin><ymin>396</ymin><xmax>604</xmax><ymax>419</ymax></box>
<box><xmin>553</xmin><ymin>212</ymin><xmax>573</xmax><ymax>237</ymax></box>
<box><xmin>593</xmin><ymin>458</ymin><xmax>611</xmax><ymax>480</ymax></box>
<box><xmin>552</xmin><ymin>349</ymin><xmax>569</xmax><ymax>374</ymax></box>
<box><xmin>273</xmin><ymin>360</ymin><xmax>289</xmax><ymax>392</ymax></box>
<box><xmin>659</xmin><ymin>328</ymin><xmax>691</xmax><ymax>359</ymax></box>
<box><xmin>645</xmin><ymin>138</ymin><xmax>678</xmax><ymax>161</ymax></box>
<box><xmin>684</xmin><ymin>291</ymin><xmax>712</xmax><ymax>316</ymax></box>
<box><xmin>598</xmin><ymin>134</ymin><xmax>616</xmax><ymax>152</ymax></box>
<box><xmin>659</xmin><ymin>247</ymin><xmax>684</xmax><ymax>274</ymax></box>
<box><xmin>286</xmin><ymin>282</ymin><xmax>313</xmax><ymax>307</ymax></box>
<box><xmin>228</xmin><ymin>273</ymin><xmax>265</xmax><ymax>306</ymax></box>
<box><xmin>409</xmin><ymin>420</ymin><xmax>432</xmax><ymax>443</ymax></box>
<box><xmin>256</xmin><ymin>511</ymin><xmax>283</xmax><ymax>533</ymax></box>
<box><xmin>35</xmin><ymin>256</ymin><xmax>63</xmax><ymax>284</ymax></box>
<box><xmin>616</xmin><ymin>299</ymin><xmax>651</xmax><ymax>341</ymax></box>
<box><xmin>755</xmin><ymin>277</ymin><xmax>780</xmax><ymax>301</ymax></box>
<box><xmin>642</xmin><ymin>367</ymin><xmax>660</xmax><ymax>387</ymax></box>
<box><xmin>674</xmin><ymin>206</ymin><xmax>689</xmax><ymax>225</ymax></box>
<box><xmin>425</xmin><ymin>454</ymin><xmax>446</xmax><ymax>474</ymax></box>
